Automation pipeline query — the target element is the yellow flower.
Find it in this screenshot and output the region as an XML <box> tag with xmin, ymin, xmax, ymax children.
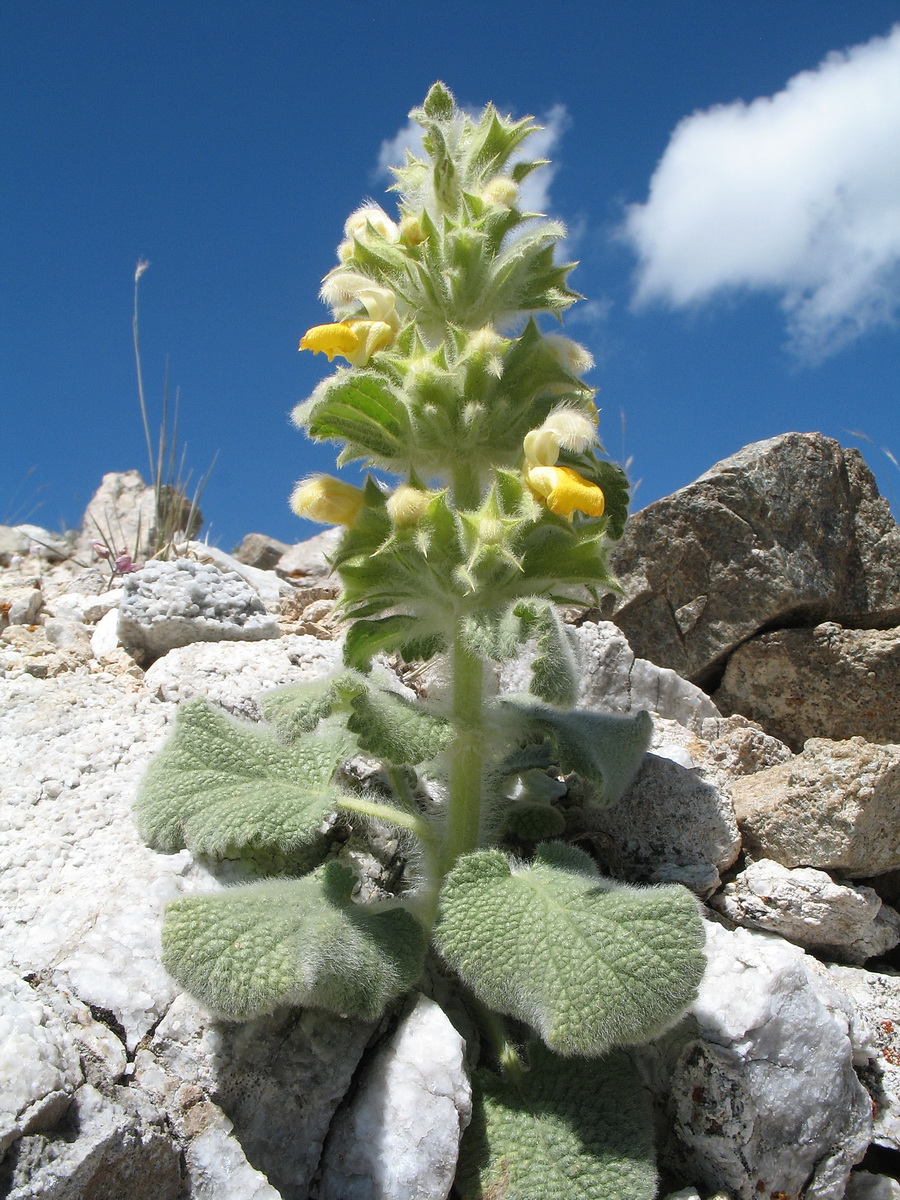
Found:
<box><xmin>289</xmin><ymin>476</ymin><xmax>366</xmax><ymax>526</ymax></box>
<box><xmin>299</xmin><ymin>319</ymin><xmax>395</xmax><ymax>366</ymax></box>
<box><xmin>526</xmin><ymin>465</ymin><xmax>605</xmax><ymax>519</ymax></box>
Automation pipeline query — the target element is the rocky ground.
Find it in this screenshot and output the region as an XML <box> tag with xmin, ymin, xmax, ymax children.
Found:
<box><xmin>1</xmin><ymin>432</ymin><xmax>899</xmax><ymax>1200</ymax></box>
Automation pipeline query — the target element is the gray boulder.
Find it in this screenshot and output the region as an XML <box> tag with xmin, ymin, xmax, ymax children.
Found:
<box><xmin>599</xmin><ymin>433</ymin><xmax>900</xmax><ymax>683</ymax></box>
<box><xmin>117</xmin><ymin>559</ymin><xmax>280</xmax><ymax>661</ymax></box>
<box><xmin>733</xmin><ymin>738</ymin><xmax>900</xmax><ymax>877</ymax></box>
<box><xmin>714</xmin><ymin>622</ymin><xmax>900</xmax><ymax>750</ymax></box>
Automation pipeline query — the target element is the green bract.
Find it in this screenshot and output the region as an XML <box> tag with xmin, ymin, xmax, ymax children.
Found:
<box><xmin>135</xmin><ymin>82</ymin><xmax>707</xmax><ymax>1200</ymax></box>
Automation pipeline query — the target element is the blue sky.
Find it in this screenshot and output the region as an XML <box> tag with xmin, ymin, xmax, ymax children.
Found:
<box><xmin>3</xmin><ymin>2</ymin><xmax>899</xmax><ymax>552</ymax></box>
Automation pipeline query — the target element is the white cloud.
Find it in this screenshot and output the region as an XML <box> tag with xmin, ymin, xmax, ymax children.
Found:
<box><xmin>376</xmin><ymin>102</ymin><xmax>570</xmax><ymax>216</ymax></box>
<box><xmin>623</xmin><ymin>25</ymin><xmax>900</xmax><ymax>358</ymax></box>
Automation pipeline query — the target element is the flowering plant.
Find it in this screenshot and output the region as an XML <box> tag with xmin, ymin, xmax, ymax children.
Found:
<box><xmin>137</xmin><ymin>84</ymin><xmax>705</xmax><ymax>1199</ymax></box>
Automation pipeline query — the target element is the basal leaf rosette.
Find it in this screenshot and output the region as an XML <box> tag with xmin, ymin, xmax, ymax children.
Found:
<box><xmin>456</xmin><ymin>1042</ymin><xmax>657</xmax><ymax>1200</ymax></box>
<box><xmin>434</xmin><ymin>843</ymin><xmax>706</xmax><ymax>1056</ymax></box>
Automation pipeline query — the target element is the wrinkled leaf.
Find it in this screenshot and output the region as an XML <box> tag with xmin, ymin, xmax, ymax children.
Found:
<box><xmin>435</xmin><ymin>843</ymin><xmax>706</xmax><ymax>1056</ymax></box>
<box><xmin>135</xmin><ymin>698</ymin><xmax>349</xmax><ymax>858</ymax></box>
<box><xmin>456</xmin><ymin>1042</ymin><xmax>657</xmax><ymax>1200</ymax></box>
<box><xmin>162</xmin><ymin>861</ymin><xmax>426</xmax><ymax>1020</ymax></box>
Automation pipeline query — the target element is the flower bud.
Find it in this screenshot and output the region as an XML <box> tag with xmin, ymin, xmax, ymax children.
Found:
<box><xmin>543</xmin><ymin>334</ymin><xmax>595</xmax><ymax>376</ymax></box>
<box><xmin>481</xmin><ymin>176</ymin><xmax>518</xmax><ymax>208</ymax></box>
<box><xmin>399</xmin><ymin>214</ymin><xmax>428</xmax><ymax>245</ymax></box>
<box><xmin>386</xmin><ymin>485</ymin><xmax>429</xmax><ymax>527</ymax></box>
<box><xmin>290</xmin><ymin>476</ymin><xmax>366</xmax><ymax>526</ymax></box>
<box><xmin>468</xmin><ymin>326</ymin><xmax>505</xmax><ymax>356</ymax></box>
<box><xmin>344</xmin><ymin>204</ymin><xmax>399</xmax><ymax>243</ymax></box>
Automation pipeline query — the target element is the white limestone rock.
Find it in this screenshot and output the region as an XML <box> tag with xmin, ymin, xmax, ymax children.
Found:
<box><xmin>733</xmin><ymin>738</ymin><xmax>900</xmax><ymax>877</ymax></box>
<box><xmin>143</xmin><ymin>633</ymin><xmax>344</xmax><ymax>721</ymax></box>
<box><xmin>710</xmin><ymin>859</ymin><xmax>900</xmax><ymax>963</ymax></box>
<box><xmin>136</xmin><ymin>992</ymin><xmax>376</xmax><ymax>1200</ymax></box>
<box><xmin>75</xmin><ymin>469</ymin><xmax>160</xmax><ymax>560</ymax></box>
<box><xmin>117</xmin><ymin>558</ymin><xmax>280</xmax><ymax>661</ymax></box>
<box><xmin>0</xmin><ymin>970</ymin><xmax>83</xmax><ymax>1158</ymax></box>
<box><xmin>0</xmin><ymin>585</ymin><xmax>43</xmax><ymax>627</ymax></box>
<box><xmin>90</xmin><ymin>606</ymin><xmax>123</xmax><ymax>658</ymax></box>
<box><xmin>637</xmin><ymin>921</ymin><xmax>873</xmax><ymax>1200</ymax></box>
<box><xmin>317</xmin><ymin>993</ymin><xmax>472</xmax><ymax>1200</ymax></box>
<box><xmin>1</xmin><ymin>1082</ymin><xmax>181</xmax><ymax>1200</ymax></box>
<box><xmin>48</xmin><ymin>587</ymin><xmax>124</xmax><ymax>625</ymax></box>
<box><xmin>827</xmin><ymin>965</ymin><xmax>900</xmax><ymax>1151</ymax></box>
<box><xmin>499</xmin><ymin>620</ymin><xmax>721</xmax><ymax>731</ymax></box>
<box><xmin>0</xmin><ymin>673</ymin><xmax>198</xmax><ymax>1048</ymax></box>
<box><xmin>178</xmin><ymin>540</ymin><xmax>291</xmax><ymax>610</ymax></box>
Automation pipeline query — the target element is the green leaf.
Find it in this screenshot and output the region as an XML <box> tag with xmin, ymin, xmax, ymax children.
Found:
<box><xmin>306</xmin><ymin>374</ymin><xmax>411</xmax><ymax>465</ymax></box>
<box><xmin>456</xmin><ymin>1043</ymin><xmax>657</xmax><ymax>1200</ymax></box>
<box><xmin>261</xmin><ymin>675</ymin><xmax>354</xmax><ymax>741</ymax></box>
<box><xmin>342</xmin><ymin>681</ymin><xmax>453</xmax><ymax>765</ymax></box>
<box><xmin>135</xmin><ymin>698</ymin><xmax>349</xmax><ymax>858</ymax></box>
<box><xmin>343</xmin><ymin>615</ymin><xmax>444</xmax><ymax>671</ymax></box>
<box><xmin>500</xmin><ymin>703</ymin><xmax>652</xmax><ymax>805</ymax></box>
<box><xmin>435</xmin><ymin>843</ymin><xmax>705</xmax><ymax>1056</ymax></box>
<box><xmin>161</xmin><ymin>861</ymin><xmax>427</xmax><ymax>1020</ymax></box>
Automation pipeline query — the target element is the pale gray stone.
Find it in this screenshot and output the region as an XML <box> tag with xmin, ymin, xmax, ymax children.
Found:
<box><xmin>48</xmin><ymin>587</ymin><xmax>124</xmax><ymax>625</ymax></box>
<box><xmin>500</xmin><ymin>620</ymin><xmax>721</xmax><ymax>730</ymax></box>
<box><xmin>733</xmin><ymin>738</ymin><xmax>900</xmax><ymax>877</ymax></box>
<box><xmin>75</xmin><ymin>470</ymin><xmax>160</xmax><ymax>559</ymax></box>
<box><xmin>0</xmin><ymin>673</ymin><xmax>192</xmax><ymax>1048</ymax></box>
<box><xmin>827</xmin><ymin>965</ymin><xmax>900</xmax><ymax>1151</ymax></box>
<box><xmin>637</xmin><ymin>921</ymin><xmax>873</xmax><ymax>1200</ymax></box>
<box><xmin>13</xmin><ymin>523</ymin><xmax>73</xmax><ymax>562</ymax></box>
<box><xmin>845</xmin><ymin>1173</ymin><xmax>900</xmax><ymax>1200</ymax></box>
<box><xmin>0</xmin><ymin>585</ymin><xmax>43</xmax><ymax>626</ymax></box>
<box><xmin>143</xmin><ymin>633</ymin><xmax>344</xmax><ymax>721</ymax></box>
<box><xmin>0</xmin><ymin>526</ymin><xmax>31</xmax><ymax>566</ymax></box>
<box><xmin>90</xmin><ymin>606</ymin><xmax>123</xmax><ymax>658</ymax></box>
<box><xmin>277</xmin><ymin>527</ymin><xmax>343</xmax><ymax>578</ymax></box>
<box><xmin>583</xmin><ymin>716</ymin><xmax>745</xmax><ymax>891</ymax></box>
<box><xmin>0</xmin><ymin>970</ymin><xmax>83</xmax><ymax>1157</ymax></box>
<box><xmin>714</xmin><ymin>623</ymin><xmax>900</xmax><ymax>750</ymax></box>
<box><xmin>0</xmin><ymin>1083</ymin><xmax>181</xmax><ymax>1200</ymax></box>
<box><xmin>599</xmin><ymin>434</ymin><xmax>900</xmax><ymax>683</ymax></box>
<box><xmin>317</xmin><ymin>993</ymin><xmax>472</xmax><ymax>1200</ymax></box>
<box><xmin>117</xmin><ymin>558</ymin><xmax>280</xmax><ymax>661</ymax></box>
<box><xmin>233</xmin><ymin>532</ymin><xmax>292</xmax><ymax>572</ymax></box>
<box><xmin>178</xmin><ymin>541</ymin><xmax>290</xmax><ymax>610</ymax></box>
<box><xmin>138</xmin><ymin>993</ymin><xmax>376</xmax><ymax>1200</ymax></box>
<box><xmin>710</xmin><ymin>859</ymin><xmax>900</xmax><ymax>963</ymax></box>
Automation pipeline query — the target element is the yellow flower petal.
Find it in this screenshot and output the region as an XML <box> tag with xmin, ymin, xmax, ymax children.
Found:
<box><xmin>290</xmin><ymin>476</ymin><xmax>366</xmax><ymax>526</ymax></box>
<box><xmin>299</xmin><ymin>322</ymin><xmax>360</xmax><ymax>362</ymax></box>
<box><xmin>299</xmin><ymin>320</ymin><xmax>395</xmax><ymax>366</ymax></box>
<box><xmin>526</xmin><ymin>465</ymin><xmax>605</xmax><ymax>519</ymax></box>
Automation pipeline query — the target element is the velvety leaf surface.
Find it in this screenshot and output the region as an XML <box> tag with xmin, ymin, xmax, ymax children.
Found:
<box><xmin>135</xmin><ymin>698</ymin><xmax>350</xmax><ymax>857</ymax></box>
<box><xmin>162</xmin><ymin>861</ymin><xmax>426</xmax><ymax>1020</ymax></box>
<box><xmin>500</xmin><ymin>703</ymin><xmax>653</xmax><ymax>804</ymax></box>
<box><xmin>456</xmin><ymin>1043</ymin><xmax>657</xmax><ymax>1200</ymax></box>
<box><xmin>435</xmin><ymin>843</ymin><xmax>706</xmax><ymax>1056</ymax></box>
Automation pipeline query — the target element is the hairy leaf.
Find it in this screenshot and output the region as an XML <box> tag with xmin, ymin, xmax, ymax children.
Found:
<box><xmin>343</xmin><ymin>681</ymin><xmax>453</xmax><ymax>765</ymax></box>
<box><xmin>162</xmin><ymin>861</ymin><xmax>426</xmax><ymax>1020</ymax></box>
<box><xmin>435</xmin><ymin>843</ymin><xmax>706</xmax><ymax>1056</ymax></box>
<box><xmin>456</xmin><ymin>1043</ymin><xmax>657</xmax><ymax>1200</ymax></box>
<box><xmin>499</xmin><ymin>702</ymin><xmax>652</xmax><ymax>805</ymax></box>
<box><xmin>135</xmin><ymin>698</ymin><xmax>349</xmax><ymax>857</ymax></box>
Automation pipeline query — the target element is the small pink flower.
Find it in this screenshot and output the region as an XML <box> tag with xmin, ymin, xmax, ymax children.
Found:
<box><xmin>90</xmin><ymin>540</ymin><xmax>112</xmax><ymax>559</ymax></box>
<box><xmin>113</xmin><ymin>552</ymin><xmax>141</xmax><ymax>574</ymax></box>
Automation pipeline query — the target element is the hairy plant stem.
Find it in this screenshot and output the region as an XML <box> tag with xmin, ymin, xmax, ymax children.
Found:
<box><xmin>441</xmin><ymin>626</ymin><xmax>486</xmax><ymax>874</ymax></box>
